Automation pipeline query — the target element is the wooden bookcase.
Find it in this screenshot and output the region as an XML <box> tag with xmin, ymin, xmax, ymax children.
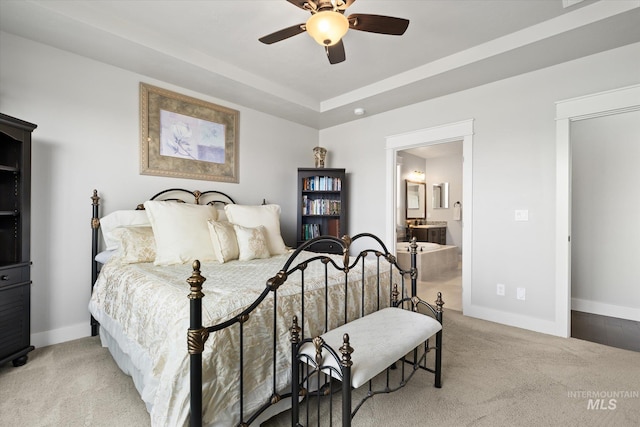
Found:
<box><xmin>297</xmin><ymin>168</ymin><xmax>347</xmax><ymax>254</ymax></box>
<box><xmin>0</xmin><ymin>113</ymin><xmax>36</xmax><ymax>367</ymax></box>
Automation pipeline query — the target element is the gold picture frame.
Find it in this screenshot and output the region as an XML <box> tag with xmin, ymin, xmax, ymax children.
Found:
<box><xmin>140</xmin><ymin>83</ymin><xmax>239</xmax><ymax>182</ymax></box>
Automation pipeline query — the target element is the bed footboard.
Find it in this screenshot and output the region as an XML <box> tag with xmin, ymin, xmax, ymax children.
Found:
<box><xmin>187</xmin><ymin>235</ymin><xmax>439</xmax><ymax>426</ymax></box>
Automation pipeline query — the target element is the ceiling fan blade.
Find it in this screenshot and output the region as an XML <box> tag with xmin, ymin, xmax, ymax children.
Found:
<box><xmin>348</xmin><ymin>13</ymin><xmax>409</xmax><ymax>35</ymax></box>
<box><xmin>337</xmin><ymin>0</ymin><xmax>356</xmax><ymax>11</ymax></box>
<box><xmin>326</xmin><ymin>40</ymin><xmax>346</xmax><ymax>64</ymax></box>
<box><xmin>287</xmin><ymin>0</ymin><xmax>314</xmax><ymax>11</ymax></box>
<box><xmin>259</xmin><ymin>23</ymin><xmax>306</xmax><ymax>44</ymax></box>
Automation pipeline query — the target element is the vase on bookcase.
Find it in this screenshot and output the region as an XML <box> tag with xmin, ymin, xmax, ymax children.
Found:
<box><xmin>313</xmin><ymin>146</ymin><xmax>327</xmax><ymax>168</ymax></box>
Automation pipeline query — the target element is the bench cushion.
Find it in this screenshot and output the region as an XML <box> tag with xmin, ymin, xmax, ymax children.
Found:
<box><xmin>299</xmin><ymin>307</ymin><xmax>442</xmax><ymax>388</ymax></box>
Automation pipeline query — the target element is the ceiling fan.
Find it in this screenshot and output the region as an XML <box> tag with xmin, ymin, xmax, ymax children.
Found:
<box><xmin>258</xmin><ymin>0</ymin><xmax>410</xmax><ymax>64</ymax></box>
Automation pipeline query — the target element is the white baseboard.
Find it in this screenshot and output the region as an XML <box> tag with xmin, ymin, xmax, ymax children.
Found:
<box><xmin>463</xmin><ymin>304</ymin><xmax>566</xmax><ymax>337</ymax></box>
<box><xmin>571</xmin><ymin>298</ymin><xmax>640</xmax><ymax>322</ymax></box>
<box><xmin>31</xmin><ymin>322</ymin><xmax>90</xmax><ymax>348</ymax></box>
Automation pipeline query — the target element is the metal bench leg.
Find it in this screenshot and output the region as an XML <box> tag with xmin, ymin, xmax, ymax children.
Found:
<box><xmin>340</xmin><ymin>334</ymin><xmax>354</xmax><ymax>427</ymax></box>
<box><xmin>434</xmin><ymin>329</ymin><xmax>442</xmax><ymax>388</ymax></box>
<box><xmin>434</xmin><ymin>292</ymin><xmax>444</xmax><ymax>388</ymax></box>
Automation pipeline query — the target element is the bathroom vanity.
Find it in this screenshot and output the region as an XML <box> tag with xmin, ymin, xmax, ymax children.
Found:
<box><xmin>408</xmin><ymin>224</ymin><xmax>446</xmax><ymax>245</ymax></box>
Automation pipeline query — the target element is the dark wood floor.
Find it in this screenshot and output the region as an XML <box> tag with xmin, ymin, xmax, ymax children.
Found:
<box><xmin>571</xmin><ymin>310</ymin><xmax>640</xmax><ymax>352</ymax></box>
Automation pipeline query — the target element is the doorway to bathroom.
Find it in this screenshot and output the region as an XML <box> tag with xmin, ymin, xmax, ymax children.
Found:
<box><xmin>397</xmin><ymin>142</ymin><xmax>463</xmax><ymax>311</ymax></box>
<box><xmin>385</xmin><ymin>120</ymin><xmax>473</xmax><ymax>314</ymax></box>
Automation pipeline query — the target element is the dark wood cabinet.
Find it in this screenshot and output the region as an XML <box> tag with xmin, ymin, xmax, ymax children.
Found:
<box><xmin>409</xmin><ymin>226</ymin><xmax>447</xmax><ymax>245</ymax></box>
<box><xmin>297</xmin><ymin>168</ymin><xmax>347</xmax><ymax>254</ymax></box>
<box><xmin>0</xmin><ymin>113</ymin><xmax>36</xmax><ymax>367</ymax></box>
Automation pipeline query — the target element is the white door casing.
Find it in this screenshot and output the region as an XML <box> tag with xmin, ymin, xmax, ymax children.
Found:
<box><xmin>385</xmin><ymin>119</ymin><xmax>474</xmax><ymax>313</ymax></box>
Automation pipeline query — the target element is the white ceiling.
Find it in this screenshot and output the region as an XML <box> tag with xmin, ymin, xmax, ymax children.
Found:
<box><xmin>1</xmin><ymin>0</ymin><xmax>639</xmax><ymax>129</ymax></box>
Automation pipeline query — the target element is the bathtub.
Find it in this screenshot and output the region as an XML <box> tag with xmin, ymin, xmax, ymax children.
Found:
<box><xmin>396</xmin><ymin>241</ymin><xmax>442</xmax><ymax>252</ymax></box>
<box><xmin>396</xmin><ymin>241</ymin><xmax>458</xmax><ymax>281</ymax></box>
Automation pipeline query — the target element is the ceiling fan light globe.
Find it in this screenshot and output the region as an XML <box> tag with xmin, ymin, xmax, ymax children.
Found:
<box><xmin>306</xmin><ymin>11</ymin><xmax>349</xmax><ymax>46</ymax></box>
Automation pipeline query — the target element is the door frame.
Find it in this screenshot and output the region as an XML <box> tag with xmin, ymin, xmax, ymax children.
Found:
<box><xmin>385</xmin><ymin>119</ymin><xmax>474</xmax><ymax>313</ymax></box>
<box><xmin>555</xmin><ymin>84</ymin><xmax>640</xmax><ymax>337</ymax></box>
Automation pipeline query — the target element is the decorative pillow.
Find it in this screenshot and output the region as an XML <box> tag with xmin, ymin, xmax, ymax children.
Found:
<box><xmin>216</xmin><ymin>208</ymin><xmax>228</xmax><ymax>222</ymax></box>
<box><xmin>143</xmin><ymin>200</ymin><xmax>218</xmax><ymax>265</ymax></box>
<box><xmin>111</xmin><ymin>226</ymin><xmax>156</xmax><ymax>264</ymax></box>
<box><xmin>95</xmin><ymin>250</ymin><xmax>117</xmax><ymax>265</ymax></box>
<box><xmin>100</xmin><ymin>210</ymin><xmax>150</xmax><ymax>251</ymax></box>
<box><xmin>207</xmin><ymin>220</ymin><xmax>239</xmax><ymax>263</ymax></box>
<box><xmin>224</xmin><ymin>204</ymin><xmax>287</xmax><ymax>255</ymax></box>
<box><xmin>233</xmin><ymin>224</ymin><xmax>271</xmax><ymax>261</ymax></box>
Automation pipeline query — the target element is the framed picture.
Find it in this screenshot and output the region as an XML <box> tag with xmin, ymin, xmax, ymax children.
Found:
<box><xmin>140</xmin><ymin>83</ymin><xmax>239</xmax><ymax>182</ymax></box>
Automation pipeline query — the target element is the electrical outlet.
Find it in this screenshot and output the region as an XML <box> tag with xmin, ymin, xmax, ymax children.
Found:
<box><xmin>517</xmin><ymin>287</ymin><xmax>526</xmax><ymax>300</ymax></box>
<box><xmin>497</xmin><ymin>283</ymin><xmax>505</xmax><ymax>296</ymax></box>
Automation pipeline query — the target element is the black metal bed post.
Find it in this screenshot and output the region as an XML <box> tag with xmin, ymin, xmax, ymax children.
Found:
<box><xmin>409</xmin><ymin>237</ymin><xmax>418</xmax><ymax>298</ymax></box>
<box><xmin>90</xmin><ymin>190</ymin><xmax>100</xmax><ymax>337</ymax></box>
<box><xmin>187</xmin><ymin>261</ymin><xmax>208</xmax><ymax>427</ymax></box>
<box><xmin>340</xmin><ymin>334</ymin><xmax>354</xmax><ymax>427</ymax></box>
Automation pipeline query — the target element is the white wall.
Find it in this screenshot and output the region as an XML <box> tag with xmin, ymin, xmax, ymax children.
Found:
<box><xmin>0</xmin><ymin>33</ymin><xmax>318</xmax><ymax>347</ymax></box>
<box><xmin>321</xmin><ymin>42</ymin><xmax>640</xmax><ymax>334</ymax></box>
<box><xmin>571</xmin><ymin>109</ymin><xmax>640</xmax><ymax>319</ymax></box>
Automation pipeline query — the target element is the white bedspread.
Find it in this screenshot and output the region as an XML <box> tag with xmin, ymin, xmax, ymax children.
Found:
<box><xmin>89</xmin><ymin>251</ymin><xmax>396</xmax><ymax>426</ymax></box>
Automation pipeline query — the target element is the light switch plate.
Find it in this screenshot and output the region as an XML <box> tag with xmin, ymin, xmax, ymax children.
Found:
<box><xmin>517</xmin><ymin>287</ymin><xmax>526</xmax><ymax>300</ymax></box>
<box><xmin>515</xmin><ymin>210</ymin><xmax>529</xmax><ymax>221</ymax></box>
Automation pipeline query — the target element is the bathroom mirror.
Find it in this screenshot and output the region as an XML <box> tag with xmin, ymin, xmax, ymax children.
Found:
<box><xmin>432</xmin><ymin>182</ymin><xmax>449</xmax><ymax>209</ymax></box>
<box><xmin>406</xmin><ymin>180</ymin><xmax>426</xmax><ymax>219</ymax></box>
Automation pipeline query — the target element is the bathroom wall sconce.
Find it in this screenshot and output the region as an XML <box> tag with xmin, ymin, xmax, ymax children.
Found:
<box><xmin>409</xmin><ymin>170</ymin><xmax>425</xmax><ymax>182</ymax></box>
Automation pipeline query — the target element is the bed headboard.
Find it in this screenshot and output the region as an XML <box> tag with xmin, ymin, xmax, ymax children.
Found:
<box><xmin>135</xmin><ymin>188</ymin><xmax>235</xmax><ymax>209</ymax></box>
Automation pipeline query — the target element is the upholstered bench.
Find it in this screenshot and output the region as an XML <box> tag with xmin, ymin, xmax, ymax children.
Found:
<box><xmin>290</xmin><ymin>293</ymin><xmax>443</xmax><ymax>426</ymax></box>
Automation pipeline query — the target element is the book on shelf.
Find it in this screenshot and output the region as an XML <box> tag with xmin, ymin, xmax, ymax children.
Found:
<box><xmin>301</xmin><ymin>223</ymin><xmax>322</xmax><ymax>240</ymax></box>
<box><xmin>327</xmin><ymin>219</ymin><xmax>339</xmax><ymax>238</ymax></box>
<box><xmin>301</xmin><ymin>197</ymin><xmax>341</xmax><ymax>215</ymax></box>
<box><xmin>302</xmin><ymin>176</ymin><xmax>342</xmax><ymax>191</ymax></box>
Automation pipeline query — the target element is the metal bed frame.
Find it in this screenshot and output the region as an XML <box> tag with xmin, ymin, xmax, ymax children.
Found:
<box><xmin>89</xmin><ymin>189</ymin><xmax>443</xmax><ymax>426</ymax></box>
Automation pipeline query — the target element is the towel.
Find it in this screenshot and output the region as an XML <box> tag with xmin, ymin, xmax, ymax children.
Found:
<box><xmin>453</xmin><ymin>204</ymin><xmax>461</xmax><ymax>221</ymax></box>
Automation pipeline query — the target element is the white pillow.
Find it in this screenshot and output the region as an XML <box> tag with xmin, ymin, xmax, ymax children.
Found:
<box><xmin>95</xmin><ymin>250</ymin><xmax>116</xmax><ymax>264</ymax></box>
<box><xmin>207</xmin><ymin>220</ymin><xmax>239</xmax><ymax>263</ymax></box>
<box><xmin>111</xmin><ymin>226</ymin><xmax>156</xmax><ymax>264</ymax></box>
<box><xmin>100</xmin><ymin>210</ymin><xmax>150</xmax><ymax>250</ymax></box>
<box><xmin>224</xmin><ymin>204</ymin><xmax>287</xmax><ymax>255</ymax></box>
<box><xmin>143</xmin><ymin>200</ymin><xmax>218</xmax><ymax>265</ymax></box>
<box><xmin>233</xmin><ymin>224</ymin><xmax>271</xmax><ymax>261</ymax></box>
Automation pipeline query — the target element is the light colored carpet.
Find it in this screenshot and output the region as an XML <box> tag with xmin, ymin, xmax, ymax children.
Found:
<box><xmin>2</xmin><ymin>309</ymin><xmax>639</xmax><ymax>426</ymax></box>
<box><xmin>0</xmin><ymin>335</ymin><xmax>149</xmax><ymax>426</ymax></box>
<box><xmin>417</xmin><ymin>260</ymin><xmax>462</xmax><ymax>312</ymax></box>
